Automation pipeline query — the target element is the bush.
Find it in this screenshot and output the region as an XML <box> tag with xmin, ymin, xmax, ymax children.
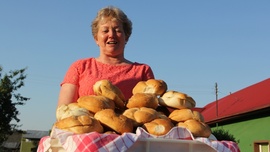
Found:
<box><xmin>212</xmin><ymin>127</ymin><xmax>240</xmax><ymax>143</ymax></box>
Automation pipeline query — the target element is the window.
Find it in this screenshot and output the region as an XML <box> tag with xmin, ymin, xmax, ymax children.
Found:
<box><xmin>254</xmin><ymin>141</ymin><xmax>270</xmax><ymax>152</ymax></box>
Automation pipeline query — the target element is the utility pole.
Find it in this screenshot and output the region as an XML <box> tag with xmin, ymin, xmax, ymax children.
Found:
<box><xmin>215</xmin><ymin>82</ymin><xmax>218</xmax><ymax>117</ymax></box>
<box><xmin>215</xmin><ymin>82</ymin><xmax>219</xmax><ymax>128</ymax></box>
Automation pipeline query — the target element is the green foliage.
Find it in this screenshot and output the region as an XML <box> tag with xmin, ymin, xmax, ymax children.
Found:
<box><xmin>0</xmin><ymin>66</ymin><xmax>30</xmax><ymax>145</ymax></box>
<box><xmin>212</xmin><ymin>127</ymin><xmax>240</xmax><ymax>143</ymax></box>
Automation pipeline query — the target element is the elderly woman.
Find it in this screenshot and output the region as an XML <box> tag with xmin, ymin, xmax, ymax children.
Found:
<box><xmin>57</xmin><ymin>6</ymin><xmax>155</xmax><ymax>107</ymax></box>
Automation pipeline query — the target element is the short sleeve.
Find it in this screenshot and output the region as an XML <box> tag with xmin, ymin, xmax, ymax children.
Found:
<box><xmin>143</xmin><ymin>64</ymin><xmax>155</xmax><ymax>80</ymax></box>
<box><xmin>60</xmin><ymin>60</ymin><xmax>81</xmax><ymax>86</ymax></box>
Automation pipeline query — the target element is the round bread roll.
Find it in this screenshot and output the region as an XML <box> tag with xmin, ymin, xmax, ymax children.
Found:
<box><xmin>93</xmin><ymin>80</ymin><xmax>126</xmax><ymax>110</ymax></box>
<box><xmin>123</xmin><ymin>107</ymin><xmax>159</xmax><ymax>127</ymax></box>
<box><xmin>122</xmin><ymin>108</ymin><xmax>141</xmax><ymax>127</ymax></box>
<box><xmin>126</xmin><ymin>93</ymin><xmax>159</xmax><ymax>109</ymax></box>
<box><xmin>177</xmin><ymin>119</ymin><xmax>211</xmax><ymax>138</ymax></box>
<box><xmin>132</xmin><ymin>79</ymin><xmax>167</xmax><ymax>96</ymax></box>
<box><xmin>169</xmin><ymin>109</ymin><xmax>204</xmax><ymax>123</ymax></box>
<box><xmin>55</xmin><ymin>115</ymin><xmax>104</xmax><ymax>134</ymax></box>
<box><xmin>143</xmin><ymin>118</ymin><xmax>174</xmax><ymax>136</ymax></box>
<box><xmin>94</xmin><ymin>109</ymin><xmax>133</xmax><ymax>134</ymax></box>
<box><xmin>159</xmin><ymin>91</ymin><xmax>196</xmax><ymax>109</ymax></box>
<box><xmin>56</xmin><ymin>103</ymin><xmax>92</xmax><ymax>121</ymax></box>
<box><xmin>77</xmin><ymin>95</ymin><xmax>115</xmax><ymax>114</ymax></box>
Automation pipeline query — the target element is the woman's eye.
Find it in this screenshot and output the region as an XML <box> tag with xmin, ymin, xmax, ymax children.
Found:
<box><xmin>115</xmin><ymin>29</ymin><xmax>122</xmax><ymax>33</ymax></box>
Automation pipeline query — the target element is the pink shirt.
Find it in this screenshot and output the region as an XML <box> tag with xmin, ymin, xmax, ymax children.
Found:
<box><xmin>61</xmin><ymin>58</ymin><xmax>155</xmax><ymax>100</ymax></box>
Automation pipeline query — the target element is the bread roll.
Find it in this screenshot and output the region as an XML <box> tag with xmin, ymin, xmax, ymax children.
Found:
<box><xmin>132</xmin><ymin>79</ymin><xmax>167</xmax><ymax>96</ymax></box>
<box><xmin>123</xmin><ymin>107</ymin><xmax>159</xmax><ymax>127</ymax></box>
<box><xmin>126</xmin><ymin>93</ymin><xmax>159</xmax><ymax>109</ymax></box>
<box><xmin>94</xmin><ymin>109</ymin><xmax>133</xmax><ymax>134</ymax></box>
<box><xmin>177</xmin><ymin>119</ymin><xmax>211</xmax><ymax>138</ymax></box>
<box><xmin>169</xmin><ymin>109</ymin><xmax>204</xmax><ymax>123</ymax></box>
<box><xmin>77</xmin><ymin>95</ymin><xmax>115</xmax><ymax>113</ymax></box>
<box><xmin>143</xmin><ymin>118</ymin><xmax>174</xmax><ymax>136</ymax></box>
<box><xmin>56</xmin><ymin>103</ymin><xmax>92</xmax><ymax>121</ymax></box>
<box><xmin>122</xmin><ymin>108</ymin><xmax>141</xmax><ymax>127</ymax></box>
<box><xmin>159</xmin><ymin>91</ymin><xmax>196</xmax><ymax>109</ymax></box>
<box><xmin>55</xmin><ymin>115</ymin><xmax>104</xmax><ymax>134</ymax></box>
<box><xmin>93</xmin><ymin>80</ymin><xmax>126</xmax><ymax>110</ymax></box>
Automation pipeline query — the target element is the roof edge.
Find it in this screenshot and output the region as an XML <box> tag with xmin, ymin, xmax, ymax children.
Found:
<box><xmin>205</xmin><ymin>105</ymin><xmax>270</xmax><ymax>124</ymax></box>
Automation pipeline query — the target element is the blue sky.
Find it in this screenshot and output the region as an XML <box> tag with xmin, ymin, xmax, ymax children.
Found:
<box><xmin>1</xmin><ymin>1</ymin><xmax>269</xmax><ymax>131</ymax></box>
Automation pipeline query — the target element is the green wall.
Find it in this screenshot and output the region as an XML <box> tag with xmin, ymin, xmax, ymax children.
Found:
<box><xmin>211</xmin><ymin>116</ymin><xmax>270</xmax><ymax>152</ymax></box>
<box><xmin>20</xmin><ymin>140</ymin><xmax>39</xmax><ymax>152</ymax></box>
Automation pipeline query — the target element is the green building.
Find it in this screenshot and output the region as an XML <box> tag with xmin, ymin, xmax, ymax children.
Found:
<box><xmin>201</xmin><ymin>78</ymin><xmax>270</xmax><ymax>152</ymax></box>
<box><xmin>1</xmin><ymin>130</ymin><xmax>49</xmax><ymax>152</ymax></box>
<box><xmin>20</xmin><ymin>130</ymin><xmax>49</xmax><ymax>152</ymax></box>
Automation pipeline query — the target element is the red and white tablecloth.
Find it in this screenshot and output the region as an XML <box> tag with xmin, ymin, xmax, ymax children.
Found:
<box><xmin>37</xmin><ymin>127</ymin><xmax>240</xmax><ymax>152</ymax></box>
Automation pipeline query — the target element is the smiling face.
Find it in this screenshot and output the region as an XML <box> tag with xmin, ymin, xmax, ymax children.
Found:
<box><xmin>95</xmin><ymin>18</ymin><xmax>126</xmax><ymax>58</ymax></box>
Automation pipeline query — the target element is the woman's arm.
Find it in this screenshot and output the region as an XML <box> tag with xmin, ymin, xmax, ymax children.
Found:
<box><xmin>57</xmin><ymin>83</ymin><xmax>78</xmax><ymax>107</ymax></box>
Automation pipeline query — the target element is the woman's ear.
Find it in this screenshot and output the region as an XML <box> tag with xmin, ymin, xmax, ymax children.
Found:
<box><xmin>94</xmin><ymin>37</ymin><xmax>99</xmax><ymax>46</ymax></box>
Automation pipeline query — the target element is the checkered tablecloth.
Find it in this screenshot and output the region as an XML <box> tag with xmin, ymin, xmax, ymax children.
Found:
<box><xmin>37</xmin><ymin>127</ymin><xmax>240</xmax><ymax>152</ymax></box>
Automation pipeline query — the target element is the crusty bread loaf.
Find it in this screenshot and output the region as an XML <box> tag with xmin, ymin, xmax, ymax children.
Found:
<box><xmin>122</xmin><ymin>108</ymin><xmax>141</xmax><ymax>127</ymax></box>
<box><xmin>132</xmin><ymin>79</ymin><xmax>167</xmax><ymax>96</ymax></box>
<box><xmin>177</xmin><ymin>119</ymin><xmax>211</xmax><ymax>138</ymax></box>
<box><xmin>56</xmin><ymin>103</ymin><xmax>92</xmax><ymax>121</ymax></box>
<box><xmin>122</xmin><ymin>107</ymin><xmax>159</xmax><ymax>127</ymax></box>
<box><xmin>169</xmin><ymin>109</ymin><xmax>204</xmax><ymax>123</ymax></box>
<box><xmin>94</xmin><ymin>109</ymin><xmax>133</xmax><ymax>134</ymax></box>
<box><xmin>143</xmin><ymin>118</ymin><xmax>174</xmax><ymax>136</ymax></box>
<box><xmin>159</xmin><ymin>91</ymin><xmax>196</xmax><ymax>109</ymax></box>
<box><xmin>126</xmin><ymin>93</ymin><xmax>159</xmax><ymax>109</ymax></box>
<box><xmin>55</xmin><ymin>115</ymin><xmax>104</xmax><ymax>134</ymax></box>
<box><xmin>93</xmin><ymin>80</ymin><xmax>126</xmax><ymax>110</ymax></box>
<box><xmin>77</xmin><ymin>95</ymin><xmax>115</xmax><ymax>114</ymax></box>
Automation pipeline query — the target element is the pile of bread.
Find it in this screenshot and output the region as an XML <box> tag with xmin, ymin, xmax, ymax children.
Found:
<box><xmin>53</xmin><ymin>79</ymin><xmax>211</xmax><ymax>138</ymax></box>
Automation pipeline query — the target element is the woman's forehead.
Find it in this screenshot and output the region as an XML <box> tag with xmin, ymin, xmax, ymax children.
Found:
<box><xmin>99</xmin><ymin>16</ymin><xmax>119</xmax><ymax>24</ymax></box>
<box><xmin>98</xmin><ymin>18</ymin><xmax>122</xmax><ymax>27</ymax></box>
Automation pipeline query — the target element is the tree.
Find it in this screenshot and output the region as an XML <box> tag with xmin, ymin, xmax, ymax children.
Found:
<box><xmin>0</xmin><ymin>66</ymin><xmax>30</xmax><ymax>145</ymax></box>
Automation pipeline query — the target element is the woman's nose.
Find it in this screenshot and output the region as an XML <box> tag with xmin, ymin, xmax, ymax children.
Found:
<box><xmin>108</xmin><ymin>30</ymin><xmax>116</xmax><ymax>37</ymax></box>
